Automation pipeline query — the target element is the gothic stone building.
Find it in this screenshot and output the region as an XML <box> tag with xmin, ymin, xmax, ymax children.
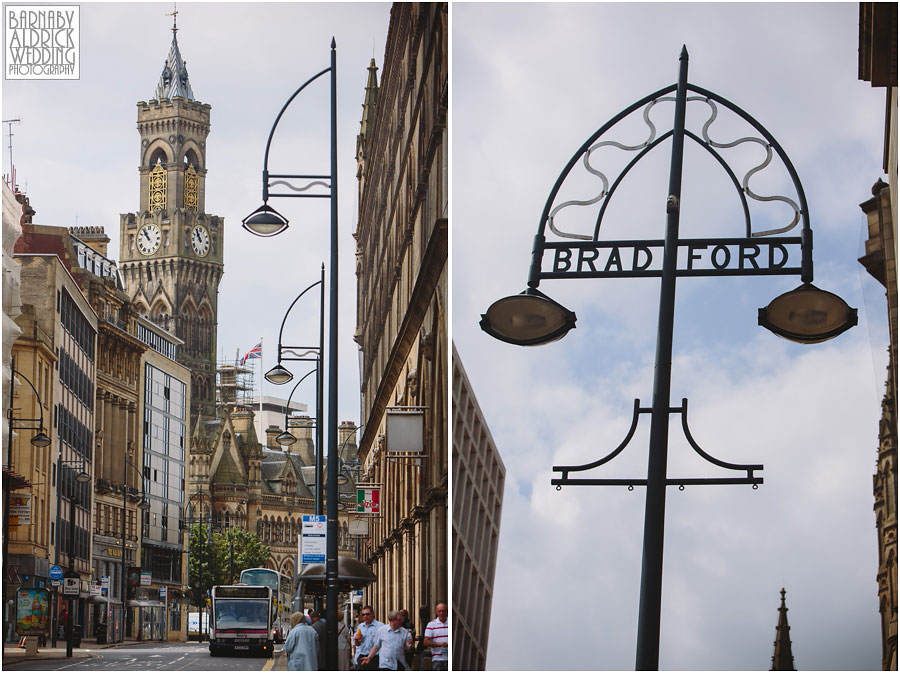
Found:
<box><xmin>188</xmin><ymin>412</ymin><xmax>363</xmax><ymax>582</ymax></box>
<box><xmin>354</xmin><ymin>2</ymin><xmax>449</xmax><ymax>629</ymax></box>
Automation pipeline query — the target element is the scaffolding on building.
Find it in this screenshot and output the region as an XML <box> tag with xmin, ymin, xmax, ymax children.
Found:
<box><xmin>217</xmin><ymin>351</ymin><xmax>256</xmax><ymax>410</ymax></box>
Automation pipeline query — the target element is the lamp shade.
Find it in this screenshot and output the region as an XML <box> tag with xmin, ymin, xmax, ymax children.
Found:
<box><xmin>265</xmin><ymin>364</ymin><xmax>294</xmax><ymax>385</ymax></box>
<box><xmin>276</xmin><ymin>431</ymin><xmax>297</xmax><ymax>447</ymax></box>
<box><xmin>242</xmin><ymin>203</ymin><xmax>289</xmax><ymax>237</ymax></box>
<box><xmin>138</xmin><ymin>499</ymin><xmax>151</xmax><ymax>512</ymax></box>
<box><xmin>30</xmin><ymin>431</ymin><xmax>51</xmax><ymax>448</ymax></box>
<box><xmin>758</xmin><ymin>283</ymin><xmax>857</xmax><ymax>344</ymax></box>
<box><xmin>75</xmin><ymin>471</ymin><xmax>92</xmax><ymax>484</ymax></box>
<box><xmin>480</xmin><ymin>288</ymin><xmax>577</xmax><ymax>346</ymax></box>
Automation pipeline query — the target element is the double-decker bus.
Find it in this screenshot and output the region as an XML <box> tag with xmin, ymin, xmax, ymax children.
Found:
<box><xmin>239</xmin><ymin>568</ymin><xmax>292</xmax><ymax>642</ymax></box>
<box><xmin>209</xmin><ymin>585</ymin><xmax>274</xmax><ymax>657</ymax></box>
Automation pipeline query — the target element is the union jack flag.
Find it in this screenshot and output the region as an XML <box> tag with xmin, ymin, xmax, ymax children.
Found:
<box><xmin>240</xmin><ymin>342</ymin><xmax>262</xmax><ymax>366</ymax></box>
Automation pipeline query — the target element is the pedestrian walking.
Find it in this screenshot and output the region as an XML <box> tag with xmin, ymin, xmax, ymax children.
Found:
<box><xmin>423</xmin><ymin>602</ymin><xmax>448</xmax><ymax>671</ymax></box>
<box><xmin>353</xmin><ymin>606</ymin><xmax>383</xmax><ymax>670</ymax></box>
<box><xmin>336</xmin><ymin>609</ymin><xmax>351</xmax><ymax>670</ymax></box>
<box><xmin>284</xmin><ymin>611</ymin><xmax>318</xmax><ymax>671</ymax></box>
<box><xmin>360</xmin><ymin>610</ymin><xmax>412</xmax><ymax>671</ymax></box>
<box><xmin>309</xmin><ymin>609</ymin><xmax>326</xmax><ymax>669</ymax></box>
<box><xmin>398</xmin><ymin>610</ymin><xmax>416</xmax><ymax>670</ymax></box>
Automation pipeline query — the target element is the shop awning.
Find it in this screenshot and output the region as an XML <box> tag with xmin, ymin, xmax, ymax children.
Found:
<box><xmin>126</xmin><ymin>600</ymin><xmax>165</xmax><ymax>608</ymax></box>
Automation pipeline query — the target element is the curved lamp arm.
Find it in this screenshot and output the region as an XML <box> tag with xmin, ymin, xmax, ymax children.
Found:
<box><xmin>276</xmin><ymin>266</ymin><xmax>324</xmax><ymax>363</ymax></box>
<box><xmin>261</xmin><ymin>67</ymin><xmax>332</xmax><ymax>201</ymax></box>
<box><xmin>10</xmin><ymin>362</ymin><xmax>48</xmax><ymax>432</ymax></box>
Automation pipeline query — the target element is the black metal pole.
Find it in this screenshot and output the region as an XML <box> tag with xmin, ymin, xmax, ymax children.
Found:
<box><xmin>316</xmin><ymin>263</ymin><xmax>325</xmax><ymax>517</ymax></box>
<box><xmin>324</xmin><ymin>37</ymin><xmax>339</xmax><ymax>672</ymax></box>
<box><xmin>3</xmin><ymin>358</ymin><xmax>15</xmax><ymax>642</ymax></box>
<box><xmin>198</xmin><ymin>497</ymin><xmax>204</xmax><ymax>643</ymax></box>
<box><xmin>207</xmin><ymin>492</ymin><xmax>213</xmax><ymax>643</ymax></box>
<box><xmin>66</xmin><ymin>471</ymin><xmax>75</xmax><ymax>658</ymax></box>
<box><xmin>635</xmin><ymin>47</ymin><xmax>689</xmax><ymax>671</ymax></box>
<box><xmin>121</xmin><ymin>457</ymin><xmax>127</xmax><ymax>642</ymax></box>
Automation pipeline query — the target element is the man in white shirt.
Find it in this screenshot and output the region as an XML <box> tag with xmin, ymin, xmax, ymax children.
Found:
<box><xmin>423</xmin><ymin>602</ymin><xmax>448</xmax><ymax>670</ymax></box>
<box><xmin>353</xmin><ymin>606</ymin><xmax>383</xmax><ymax>669</ymax></box>
<box><xmin>361</xmin><ymin>611</ymin><xmax>412</xmax><ymax>671</ymax></box>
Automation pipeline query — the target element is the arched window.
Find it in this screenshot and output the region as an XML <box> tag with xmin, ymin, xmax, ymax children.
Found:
<box><xmin>149</xmin><ymin>158</ymin><xmax>167</xmax><ymax>213</ymax></box>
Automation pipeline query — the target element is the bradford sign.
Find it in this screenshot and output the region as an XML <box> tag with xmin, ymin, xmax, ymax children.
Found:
<box><xmin>542</xmin><ymin>236</ymin><xmax>801</xmax><ymax>279</ymax></box>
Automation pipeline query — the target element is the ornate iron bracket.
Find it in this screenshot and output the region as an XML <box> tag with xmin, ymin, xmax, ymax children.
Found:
<box><xmin>551</xmin><ymin>398</ymin><xmax>763</xmax><ymax>490</ymax></box>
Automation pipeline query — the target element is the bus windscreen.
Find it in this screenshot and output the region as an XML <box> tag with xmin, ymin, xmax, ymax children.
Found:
<box><xmin>214</xmin><ymin>599</ymin><xmax>269</xmax><ymax>631</ymax></box>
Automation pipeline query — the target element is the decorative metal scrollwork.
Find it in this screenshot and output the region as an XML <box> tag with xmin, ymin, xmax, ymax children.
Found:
<box><xmin>545</xmin><ymin>90</ymin><xmax>804</xmax><ymax>241</ymax></box>
<box><xmin>268</xmin><ymin>179</ymin><xmax>331</xmax><ymax>194</ymax></box>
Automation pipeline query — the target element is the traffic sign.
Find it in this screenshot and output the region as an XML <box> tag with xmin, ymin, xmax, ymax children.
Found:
<box><xmin>49</xmin><ymin>565</ymin><xmax>63</xmax><ymax>581</ymax></box>
<box><xmin>63</xmin><ymin>577</ymin><xmax>79</xmax><ymax>596</ymax></box>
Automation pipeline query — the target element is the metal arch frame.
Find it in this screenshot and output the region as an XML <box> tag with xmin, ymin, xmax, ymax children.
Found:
<box><xmin>525</xmin><ymin>49</ymin><xmax>820</xmax><ymax>670</ymax></box>
<box><xmin>526</xmin><ymin>77</ymin><xmax>814</xmax><ymax>291</ymax></box>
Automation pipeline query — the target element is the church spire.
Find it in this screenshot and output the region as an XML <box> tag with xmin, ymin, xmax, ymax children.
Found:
<box><xmin>357</xmin><ymin>58</ymin><xmax>379</xmax><ymax>162</ymax></box>
<box><xmin>155</xmin><ymin>5</ymin><xmax>194</xmax><ymax>101</ymax></box>
<box><xmin>770</xmin><ymin>588</ymin><xmax>796</xmax><ymax>670</ymax></box>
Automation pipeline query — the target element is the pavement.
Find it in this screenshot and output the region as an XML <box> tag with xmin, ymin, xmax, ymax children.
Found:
<box><xmin>3</xmin><ymin>638</ymin><xmax>147</xmax><ymax>665</ymax></box>
<box><xmin>267</xmin><ymin>647</ymin><xmax>287</xmax><ymax>671</ymax></box>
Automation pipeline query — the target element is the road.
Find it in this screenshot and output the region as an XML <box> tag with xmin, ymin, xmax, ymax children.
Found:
<box><xmin>3</xmin><ymin>642</ymin><xmax>277</xmax><ymax>671</ymax></box>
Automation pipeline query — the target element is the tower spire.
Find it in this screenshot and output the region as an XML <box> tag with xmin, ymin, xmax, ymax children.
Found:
<box><xmin>770</xmin><ymin>588</ymin><xmax>796</xmax><ymax>670</ymax></box>
<box><xmin>156</xmin><ymin>4</ymin><xmax>194</xmax><ymax>101</ymax></box>
<box><xmin>356</xmin><ymin>58</ymin><xmax>379</xmax><ymax>162</ymax></box>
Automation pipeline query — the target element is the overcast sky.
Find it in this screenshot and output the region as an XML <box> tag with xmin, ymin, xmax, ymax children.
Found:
<box><xmin>3</xmin><ymin>1</ymin><xmax>392</xmax><ymax>427</ymax></box>
<box><xmin>452</xmin><ymin>2</ymin><xmax>889</xmax><ymax>671</ymax></box>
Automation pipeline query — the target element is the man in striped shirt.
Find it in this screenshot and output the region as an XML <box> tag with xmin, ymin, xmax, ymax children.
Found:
<box><xmin>423</xmin><ymin>602</ymin><xmax>448</xmax><ymax>670</ymax></box>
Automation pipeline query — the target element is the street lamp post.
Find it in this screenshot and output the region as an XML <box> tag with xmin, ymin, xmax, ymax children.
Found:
<box><xmin>57</xmin><ymin>458</ymin><xmax>91</xmax><ymax>658</ymax></box>
<box><xmin>3</xmin><ymin>357</ymin><xmax>51</xmax><ymax>646</ymax></box>
<box><xmin>274</xmin><ymin>367</ymin><xmax>322</xmax><ymax>512</ymax></box>
<box><xmin>266</xmin><ymin>267</ymin><xmax>325</xmax><ymax>516</ymax></box>
<box><xmin>481</xmin><ymin>48</ymin><xmax>857</xmax><ymax>670</ymax></box>
<box><xmin>187</xmin><ymin>489</ymin><xmax>214</xmax><ymax>642</ymax></box>
<box><xmin>121</xmin><ymin>457</ymin><xmax>150</xmax><ymax>643</ymax></box>
<box><xmin>242</xmin><ymin>40</ymin><xmax>340</xmax><ymax>670</ymax></box>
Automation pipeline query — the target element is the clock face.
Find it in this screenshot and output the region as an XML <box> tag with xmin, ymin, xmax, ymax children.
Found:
<box><xmin>191</xmin><ymin>225</ymin><xmax>210</xmax><ymax>257</ymax></box>
<box><xmin>137</xmin><ymin>224</ymin><xmax>161</xmax><ymax>256</ymax></box>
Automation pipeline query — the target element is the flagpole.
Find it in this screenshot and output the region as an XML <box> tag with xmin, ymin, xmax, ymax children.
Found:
<box><xmin>258</xmin><ymin>336</ymin><xmax>264</xmax><ymax>444</ymax></box>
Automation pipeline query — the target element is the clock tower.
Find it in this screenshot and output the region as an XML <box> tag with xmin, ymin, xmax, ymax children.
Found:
<box><xmin>119</xmin><ymin>20</ymin><xmax>223</xmax><ymax>422</ymax></box>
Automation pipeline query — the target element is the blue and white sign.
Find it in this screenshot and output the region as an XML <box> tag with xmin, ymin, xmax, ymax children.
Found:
<box><xmin>48</xmin><ymin>565</ymin><xmax>63</xmax><ymax>581</ymax></box>
<box><xmin>301</xmin><ymin>515</ymin><xmax>326</xmax><ymax>565</ymax></box>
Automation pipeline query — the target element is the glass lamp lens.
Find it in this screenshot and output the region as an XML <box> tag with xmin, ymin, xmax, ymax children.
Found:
<box><xmin>482</xmin><ymin>292</ymin><xmax>575</xmax><ymax>345</ymax></box>
<box><xmin>276</xmin><ymin>432</ymin><xmax>297</xmax><ymax>446</ymax></box>
<box><xmin>760</xmin><ymin>283</ymin><xmax>857</xmax><ymax>344</ymax></box>
<box><xmin>242</xmin><ymin>204</ymin><xmax>289</xmax><ymax>237</ymax></box>
<box><xmin>265</xmin><ymin>365</ymin><xmax>294</xmax><ymax>385</ymax></box>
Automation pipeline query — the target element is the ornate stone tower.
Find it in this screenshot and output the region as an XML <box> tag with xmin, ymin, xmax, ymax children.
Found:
<box><xmin>119</xmin><ymin>19</ymin><xmax>223</xmax><ymax>422</ymax></box>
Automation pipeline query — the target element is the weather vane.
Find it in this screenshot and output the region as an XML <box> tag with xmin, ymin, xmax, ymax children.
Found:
<box><xmin>166</xmin><ymin>3</ymin><xmax>178</xmax><ymax>34</ymax></box>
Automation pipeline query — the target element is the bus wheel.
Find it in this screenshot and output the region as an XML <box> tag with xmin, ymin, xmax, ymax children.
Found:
<box><xmin>209</xmin><ymin>645</ymin><xmax>219</xmax><ymax>657</ymax></box>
